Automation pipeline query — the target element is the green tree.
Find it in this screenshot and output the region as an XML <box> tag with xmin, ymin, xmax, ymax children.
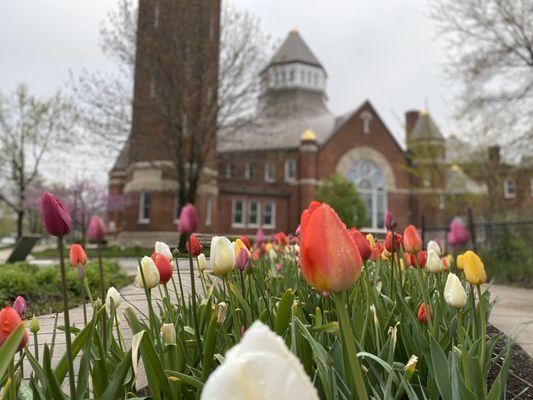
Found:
<box><xmin>315</xmin><ymin>173</ymin><xmax>367</xmax><ymax>228</ymax></box>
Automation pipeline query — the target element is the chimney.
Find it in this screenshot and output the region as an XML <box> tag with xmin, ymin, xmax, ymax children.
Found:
<box><xmin>405</xmin><ymin>110</ymin><xmax>419</xmax><ymax>140</ymax></box>
<box><xmin>488</xmin><ymin>146</ymin><xmax>500</xmax><ymax>166</ymax></box>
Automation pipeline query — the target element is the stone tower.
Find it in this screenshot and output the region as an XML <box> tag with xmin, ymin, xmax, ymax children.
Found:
<box><xmin>108</xmin><ymin>0</ymin><xmax>221</xmax><ymax>245</ymax></box>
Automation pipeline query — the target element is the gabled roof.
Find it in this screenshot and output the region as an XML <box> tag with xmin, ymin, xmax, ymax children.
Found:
<box><xmin>263</xmin><ymin>30</ymin><xmax>325</xmax><ymax>72</ymax></box>
<box><xmin>111</xmin><ymin>142</ymin><xmax>129</xmax><ymax>171</ymax></box>
<box><xmin>410</xmin><ymin>111</ymin><xmax>444</xmax><ymax>141</ymax></box>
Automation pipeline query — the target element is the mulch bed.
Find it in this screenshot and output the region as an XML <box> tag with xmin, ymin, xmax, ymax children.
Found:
<box><xmin>488</xmin><ymin>324</ymin><xmax>533</xmax><ymax>399</ymax></box>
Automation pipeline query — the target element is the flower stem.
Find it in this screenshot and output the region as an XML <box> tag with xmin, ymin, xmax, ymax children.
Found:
<box><xmin>33</xmin><ymin>331</ymin><xmax>39</xmax><ymax>362</ymax></box>
<box><xmin>334</xmin><ymin>291</ymin><xmax>368</xmax><ymax>399</ymax></box>
<box><xmin>188</xmin><ymin>234</ymin><xmax>202</xmax><ymax>355</ymax></box>
<box><xmin>58</xmin><ymin>237</ymin><xmax>76</xmax><ymax>399</ymax></box>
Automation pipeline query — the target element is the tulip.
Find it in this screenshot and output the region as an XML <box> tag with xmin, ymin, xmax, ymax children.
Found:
<box><xmin>404</xmin><ymin>355</ymin><xmax>418</xmax><ymax>379</ymax></box>
<box><xmin>460</xmin><ymin>250</ymin><xmax>487</xmax><ymax>285</ymax></box>
<box><xmin>210</xmin><ymin>236</ymin><xmax>235</xmax><ymax>275</ymax></box>
<box><xmin>239</xmin><ymin>235</ymin><xmax>251</xmax><ymax>250</ymax></box>
<box><xmin>385</xmin><ymin>210</ymin><xmax>395</xmax><ymax>230</ymax></box>
<box><xmin>427</xmin><ymin>240</ymin><xmax>442</xmax><ymax>256</ymax></box>
<box><xmin>177</xmin><ymin>203</ymin><xmax>198</xmax><ymax>234</ymax></box>
<box><xmin>371</xmin><ymin>246</ymin><xmax>381</xmax><ymax>262</ymax></box>
<box><xmin>426</xmin><ymin>249</ymin><xmax>443</xmax><ymax>273</ymax></box>
<box><xmin>268</xmin><ymin>248</ymin><xmax>277</xmax><ymax>263</ymax></box>
<box><xmin>384</xmin><ymin>231</ymin><xmax>402</xmax><ymax>252</ymax></box>
<box><xmin>444</xmin><ymin>273</ymin><xmax>467</xmax><ymax>308</ymax></box>
<box><xmin>216</xmin><ymin>302</ymin><xmax>227</xmax><ymax>324</ymax></box>
<box><xmin>276</xmin><ymin>232</ymin><xmax>289</xmax><ymax>247</ymax></box>
<box><xmin>299</xmin><ymin>202</ymin><xmax>362</xmax><ymax>292</ymax></box>
<box><xmin>201</xmin><ymin>321</ymin><xmax>319</xmax><ymax>400</ymax></box>
<box><xmin>403</xmin><ymin>225</ymin><xmax>422</xmax><ymax>254</ymax></box>
<box><xmin>416</xmin><ymin>250</ymin><xmax>427</xmax><ymax>268</ymax></box>
<box><xmin>151</xmin><ymin>252</ymin><xmax>173</xmax><ymax>284</ymax></box>
<box><xmin>233</xmin><ymin>238</ymin><xmax>248</xmax><ymax>258</ymax></box>
<box><xmin>186</xmin><ymin>234</ymin><xmax>202</xmax><ymax>257</ymax></box>
<box><xmin>349</xmin><ymin>228</ymin><xmax>371</xmax><ymax>261</ymax></box>
<box><xmin>69</xmin><ymin>244</ymin><xmax>88</xmax><ymax>267</ymax></box>
<box><xmin>41</xmin><ymin>192</ymin><xmax>71</xmax><ymax>237</ymax></box>
<box><xmin>161</xmin><ymin>323</ymin><xmax>176</xmax><ymax>345</ymax></box>
<box><xmin>295</xmin><ymin>225</ymin><xmax>301</xmax><ymax>236</ymax></box>
<box><xmin>135</xmin><ymin>256</ymin><xmax>160</xmax><ymax>289</ymax></box>
<box><xmin>447</xmin><ymin>219</ymin><xmax>469</xmax><ymax>246</ymax></box>
<box><xmin>105</xmin><ymin>287</ymin><xmax>121</xmax><ymax>310</ymax></box>
<box><xmin>12</xmin><ymin>296</ymin><xmax>26</xmax><ymax>317</ymax></box>
<box><xmin>87</xmin><ymin>216</ymin><xmax>106</xmax><ymax>242</ymax></box>
<box><xmin>276</xmin><ymin>263</ymin><xmax>283</xmax><ymax>272</ymax></box>
<box><xmin>235</xmin><ymin>248</ymin><xmax>249</xmax><ymax>271</ymax></box>
<box><xmin>404</xmin><ymin>252</ymin><xmax>412</xmax><ymax>267</ymax></box>
<box><xmin>255</xmin><ymin>228</ymin><xmax>265</xmax><ymax>245</ymax></box>
<box><xmin>197</xmin><ymin>253</ymin><xmax>207</xmax><ymax>272</ymax></box>
<box><xmin>417</xmin><ymin>303</ymin><xmax>432</xmax><ymax>324</ymax></box>
<box><xmin>30</xmin><ymin>315</ymin><xmax>40</xmax><ymax>333</ymax></box>
<box><xmin>155</xmin><ymin>241</ymin><xmax>173</xmax><ymax>261</ymax></box>
<box><xmin>264</xmin><ymin>242</ymin><xmax>273</xmax><ymax>253</ymax></box>
<box><xmin>366</xmin><ymin>233</ymin><xmax>375</xmax><ymax>250</ymax></box>
<box><xmin>0</xmin><ymin>307</ymin><xmax>28</xmax><ymax>351</ymax></box>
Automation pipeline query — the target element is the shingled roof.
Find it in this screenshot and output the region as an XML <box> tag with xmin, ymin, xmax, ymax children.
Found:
<box><xmin>410</xmin><ymin>111</ymin><xmax>444</xmax><ymax>141</ymax></box>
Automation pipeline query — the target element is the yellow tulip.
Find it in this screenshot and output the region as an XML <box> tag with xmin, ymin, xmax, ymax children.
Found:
<box><xmin>366</xmin><ymin>234</ymin><xmax>375</xmax><ymax>250</ymax></box>
<box><xmin>457</xmin><ymin>254</ymin><xmax>464</xmax><ymax>270</ymax></box>
<box><xmin>233</xmin><ymin>238</ymin><xmax>249</xmax><ymax>258</ymax></box>
<box><xmin>461</xmin><ymin>251</ymin><xmax>487</xmax><ymax>285</ymax></box>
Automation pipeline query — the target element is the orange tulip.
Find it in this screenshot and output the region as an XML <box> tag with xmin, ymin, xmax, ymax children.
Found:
<box><xmin>299</xmin><ymin>202</ymin><xmax>362</xmax><ymax>292</ymax></box>
<box><xmin>403</xmin><ymin>225</ymin><xmax>422</xmax><ymax>254</ymax></box>
<box><xmin>69</xmin><ymin>244</ymin><xmax>88</xmax><ymax>267</ymax></box>
<box><xmin>185</xmin><ymin>234</ymin><xmax>202</xmax><ymax>257</ymax></box>
<box><xmin>417</xmin><ymin>303</ymin><xmax>432</xmax><ymax>324</ymax></box>
<box><xmin>384</xmin><ymin>231</ymin><xmax>402</xmax><ymax>252</ymax></box>
<box><xmin>349</xmin><ymin>228</ymin><xmax>371</xmax><ymax>261</ymax></box>
<box><xmin>0</xmin><ymin>307</ymin><xmax>28</xmax><ymax>351</ymax></box>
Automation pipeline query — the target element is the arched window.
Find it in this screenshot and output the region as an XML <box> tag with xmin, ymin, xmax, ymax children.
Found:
<box><xmin>346</xmin><ymin>160</ymin><xmax>387</xmax><ymax>229</ymax></box>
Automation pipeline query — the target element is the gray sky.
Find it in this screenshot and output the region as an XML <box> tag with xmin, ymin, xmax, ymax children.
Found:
<box><xmin>0</xmin><ymin>0</ymin><xmax>458</xmax><ymax>183</ymax></box>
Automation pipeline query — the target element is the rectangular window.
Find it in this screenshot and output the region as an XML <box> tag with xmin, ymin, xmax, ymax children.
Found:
<box><xmin>225</xmin><ymin>163</ymin><xmax>234</xmax><ymax>179</ymax></box>
<box><xmin>284</xmin><ymin>159</ymin><xmax>297</xmax><ymax>182</ymax></box>
<box><xmin>262</xmin><ymin>201</ymin><xmax>276</xmax><ymax>228</ymax></box>
<box><xmin>244</xmin><ymin>163</ymin><xmax>253</xmax><ymax>180</ymax></box>
<box><xmin>264</xmin><ymin>163</ymin><xmax>275</xmax><ymax>183</ymax></box>
<box><xmin>205</xmin><ymin>195</ymin><xmax>212</xmax><ymax>226</ymax></box>
<box><xmin>232</xmin><ymin>199</ymin><xmax>245</xmax><ymax>227</ymax></box>
<box><xmin>503</xmin><ymin>179</ymin><xmax>516</xmax><ymax>198</ymax></box>
<box><xmin>247</xmin><ymin>200</ymin><xmax>260</xmax><ymax>227</ymax></box>
<box><xmin>138</xmin><ymin>192</ymin><xmax>150</xmax><ymax>223</ymax></box>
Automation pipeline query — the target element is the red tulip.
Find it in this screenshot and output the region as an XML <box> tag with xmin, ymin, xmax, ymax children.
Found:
<box><xmin>299</xmin><ymin>202</ymin><xmax>362</xmax><ymax>292</ymax></box>
<box><xmin>0</xmin><ymin>307</ymin><xmax>28</xmax><ymax>351</ymax></box>
<box><xmin>151</xmin><ymin>252</ymin><xmax>173</xmax><ymax>284</ymax></box>
<box><xmin>87</xmin><ymin>216</ymin><xmax>106</xmax><ymax>242</ymax></box>
<box><xmin>69</xmin><ymin>244</ymin><xmax>88</xmax><ymax>267</ymax></box>
<box><xmin>416</xmin><ymin>251</ymin><xmax>427</xmax><ymax>268</ymax></box>
<box><xmin>177</xmin><ymin>203</ymin><xmax>198</xmax><ymax>234</ymax></box>
<box><xmin>417</xmin><ymin>303</ymin><xmax>433</xmax><ymax>324</ymax></box>
<box><xmin>252</xmin><ymin>249</ymin><xmax>260</xmax><ymax>261</ymax></box>
<box><xmin>404</xmin><ymin>252</ymin><xmax>412</xmax><ymax>267</ymax></box>
<box><xmin>384</xmin><ymin>231</ymin><xmax>402</xmax><ymax>252</ymax></box>
<box><xmin>12</xmin><ymin>296</ymin><xmax>26</xmax><ymax>317</ymax></box>
<box><xmin>41</xmin><ymin>192</ymin><xmax>71</xmax><ymax>237</ymax></box>
<box><xmin>276</xmin><ymin>232</ymin><xmax>289</xmax><ymax>247</ymax></box>
<box><xmin>185</xmin><ymin>234</ymin><xmax>202</xmax><ymax>257</ymax></box>
<box><xmin>371</xmin><ymin>246</ymin><xmax>381</xmax><ymax>262</ymax></box>
<box><xmin>239</xmin><ymin>235</ymin><xmax>251</xmax><ymax>250</ymax></box>
<box><xmin>403</xmin><ymin>225</ymin><xmax>422</xmax><ymax>254</ymax></box>
<box><xmin>349</xmin><ymin>228</ymin><xmax>371</xmax><ymax>261</ymax></box>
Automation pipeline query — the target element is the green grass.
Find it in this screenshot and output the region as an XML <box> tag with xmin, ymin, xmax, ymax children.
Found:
<box><xmin>0</xmin><ymin>260</ymin><xmax>132</xmax><ymax>316</ymax></box>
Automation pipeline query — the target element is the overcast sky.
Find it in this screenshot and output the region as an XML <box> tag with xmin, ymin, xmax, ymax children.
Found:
<box><xmin>0</xmin><ymin>0</ymin><xmax>458</xmax><ymax>183</ymax></box>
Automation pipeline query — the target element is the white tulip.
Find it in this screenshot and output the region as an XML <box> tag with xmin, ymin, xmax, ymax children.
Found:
<box><xmin>135</xmin><ymin>256</ymin><xmax>160</xmax><ymax>289</ymax></box>
<box><xmin>425</xmin><ymin>250</ymin><xmax>443</xmax><ymax>273</ymax></box>
<box><xmin>105</xmin><ymin>286</ymin><xmax>121</xmax><ymax>310</ymax></box>
<box><xmin>427</xmin><ymin>240</ymin><xmax>442</xmax><ymax>256</ymax></box>
<box><xmin>197</xmin><ymin>253</ymin><xmax>207</xmax><ymax>272</ymax></box>
<box><xmin>444</xmin><ymin>273</ymin><xmax>467</xmax><ymax>308</ymax></box>
<box><xmin>201</xmin><ymin>321</ymin><xmax>319</xmax><ymax>400</ymax></box>
<box><xmin>155</xmin><ymin>241</ymin><xmax>173</xmax><ymax>261</ymax></box>
<box><xmin>269</xmin><ymin>248</ymin><xmax>277</xmax><ymax>262</ymax></box>
<box><xmin>210</xmin><ymin>236</ymin><xmax>235</xmax><ymax>275</ymax></box>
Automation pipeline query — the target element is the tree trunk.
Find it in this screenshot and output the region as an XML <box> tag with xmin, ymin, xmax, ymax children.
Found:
<box><xmin>16</xmin><ymin>210</ymin><xmax>24</xmax><ymax>240</ymax></box>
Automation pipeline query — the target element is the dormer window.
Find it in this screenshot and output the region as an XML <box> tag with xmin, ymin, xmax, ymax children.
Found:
<box><xmin>244</xmin><ymin>163</ymin><xmax>254</xmax><ymax>180</ymax></box>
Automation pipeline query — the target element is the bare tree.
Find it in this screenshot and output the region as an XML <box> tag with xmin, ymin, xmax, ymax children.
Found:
<box><xmin>431</xmin><ymin>0</ymin><xmax>533</xmax><ymax>155</ymax></box>
<box><xmin>0</xmin><ymin>85</ymin><xmax>77</xmax><ymax>239</ymax></box>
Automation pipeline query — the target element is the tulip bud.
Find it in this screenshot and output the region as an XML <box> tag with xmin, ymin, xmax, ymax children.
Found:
<box><xmin>186</xmin><ymin>234</ymin><xmax>202</xmax><ymax>257</ymax></box>
<box><xmin>160</xmin><ymin>323</ymin><xmax>176</xmax><ymax>346</ymax></box>
<box><xmin>417</xmin><ymin>303</ymin><xmax>432</xmax><ymax>324</ymax></box>
<box><xmin>41</xmin><ymin>192</ymin><xmax>72</xmax><ymax>237</ymax></box>
<box><xmin>155</xmin><ymin>241</ymin><xmax>173</xmax><ymax>261</ymax></box>
<box><xmin>444</xmin><ymin>273</ymin><xmax>467</xmax><ymax>308</ymax></box>
<box><xmin>30</xmin><ymin>315</ymin><xmax>40</xmax><ymax>333</ymax></box>
<box><xmin>177</xmin><ymin>203</ymin><xmax>198</xmax><ymax>234</ymax></box>
<box><xmin>425</xmin><ymin>249</ymin><xmax>443</xmax><ymax>273</ymax></box>
<box><xmin>404</xmin><ymin>355</ymin><xmax>418</xmax><ymax>380</ymax></box>
<box><xmin>384</xmin><ymin>210</ymin><xmax>396</xmax><ymax>230</ymax></box>
<box><xmin>460</xmin><ymin>250</ymin><xmax>487</xmax><ymax>285</ymax></box>
<box><xmin>12</xmin><ymin>296</ymin><xmax>26</xmax><ymax>317</ymax></box>
<box><xmin>416</xmin><ymin>250</ymin><xmax>427</xmax><ymax>268</ymax></box>
<box><xmin>276</xmin><ymin>263</ymin><xmax>283</xmax><ymax>272</ymax></box>
<box><xmin>384</xmin><ymin>231</ymin><xmax>402</xmax><ymax>252</ymax></box>
<box><xmin>135</xmin><ymin>256</ymin><xmax>160</xmax><ymax>289</ymax></box>
<box><xmin>69</xmin><ymin>244</ymin><xmax>88</xmax><ymax>267</ymax></box>
<box><xmin>0</xmin><ymin>307</ymin><xmax>28</xmax><ymax>350</ymax></box>
<box><xmin>403</xmin><ymin>225</ymin><xmax>422</xmax><ymax>254</ymax></box>
<box><xmin>197</xmin><ymin>253</ymin><xmax>207</xmax><ymax>272</ymax></box>
<box><xmin>349</xmin><ymin>228</ymin><xmax>371</xmax><ymax>261</ymax></box>
<box><xmin>210</xmin><ymin>236</ymin><xmax>235</xmax><ymax>275</ymax></box>
<box><xmin>255</xmin><ymin>228</ymin><xmax>265</xmax><ymax>245</ymax></box>
<box><xmin>105</xmin><ymin>287</ymin><xmax>121</xmax><ymax>310</ymax></box>
<box><xmin>216</xmin><ymin>302</ymin><xmax>227</xmax><ymax>324</ymax></box>
<box><xmin>235</xmin><ymin>248</ymin><xmax>249</xmax><ymax>271</ymax></box>
<box><xmin>427</xmin><ymin>240</ymin><xmax>442</xmax><ymax>256</ymax></box>
<box><xmin>87</xmin><ymin>216</ymin><xmax>106</xmax><ymax>242</ymax></box>
<box><xmin>152</xmin><ymin>252</ymin><xmax>173</xmax><ymax>284</ymax></box>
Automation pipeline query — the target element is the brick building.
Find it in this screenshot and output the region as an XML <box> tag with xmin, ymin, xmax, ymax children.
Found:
<box><xmin>109</xmin><ymin>16</ymin><xmax>482</xmax><ymax>243</ymax></box>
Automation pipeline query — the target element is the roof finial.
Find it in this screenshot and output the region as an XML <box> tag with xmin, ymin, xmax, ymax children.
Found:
<box><xmin>301</xmin><ymin>129</ymin><xmax>317</xmax><ymax>142</ymax></box>
<box><xmin>290</xmin><ymin>27</ymin><xmax>299</xmax><ymax>33</ymax></box>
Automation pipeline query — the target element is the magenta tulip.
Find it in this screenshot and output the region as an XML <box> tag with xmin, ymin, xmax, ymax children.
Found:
<box><xmin>177</xmin><ymin>203</ymin><xmax>198</xmax><ymax>234</ymax></box>
<box><xmin>87</xmin><ymin>216</ymin><xmax>106</xmax><ymax>242</ymax></box>
<box><xmin>385</xmin><ymin>210</ymin><xmax>395</xmax><ymax>230</ymax></box>
<box><xmin>255</xmin><ymin>228</ymin><xmax>265</xmax><ymax>245</ymax></box>
<box><xmin>41</xmin><ymin>192</ymin><xmax>72</xmax><ymax>237</ymax></box>
<box><xmin>235</xmin><ymin>248</ymin><xmax>249</xmax><ymax>271</ymax></box>
<box><xmin>12</xmin><ymin>296</ymin><xmax>26</xmax><ymax>317</ymax></box>
<box><xmin>447</xmin><ymin>219</ymin><xmax>469</xmax><ymax>246</ymax></box>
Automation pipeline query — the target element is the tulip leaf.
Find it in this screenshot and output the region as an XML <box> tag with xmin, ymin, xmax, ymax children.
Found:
<box><xmin>429</xmin><ymin>336</ymin><xmax>452</xmax><ymax>400</ymax></box>
<box><xmin>42</xmin><ymin>345</ymin><xmax>65</xmax><ymax>400</ymax></box>
<box><xmin>101</xmin><ymin>350</ymin><xmax>132</xmax><ymax>400</ymax></box>
<box><xmin>0</xmin><ymin>323</ymin><xmax>25</xmax><ymax>382</ymax></box>
<box><xmin>275</xmin><ymin>289</ymin><xmax>294</xmax><ymax>335</ymax></box>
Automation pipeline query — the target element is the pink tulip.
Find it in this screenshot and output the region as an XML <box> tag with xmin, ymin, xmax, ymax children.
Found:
<box><xmin>12</xmin><ymin>296</ymin><xmax>26</xmax><ymax>317</ymax></box>
<box><xmin>177</xmin><ymin>203</ymin><xmax>198</xmax><ymax>234</ymax></box>
<box><xmin>255</xmin><ymin>228</ymin><xmax>265</xmax><ymax>245</ymax></box>
<box><xmin>41</xmin><ymin>192</ymin><xmax>72</xmax><ymax>237</ymax></box>
<box><xmin>87</xmin><ymin>216</ymin><xmax>106</xmax><ymax>242</ymax></box>
<box><xmin>385</xmin><ymin>210</ymin><xmax>395</xmax><ymax>230</ymax></box>
<box><xmin>235</xmin><ymin>248</ymin><xmax>249</xmax><ymax>271</ymax></box>
<box><xmin>276</xmin><ymin>263</ymin><xmax>283</xmax><ymax>272</ymax></box>
<box><xmin>447</xmin><ymin>219</ymin><xmax>469</xmax><ymax>246</ymax></box>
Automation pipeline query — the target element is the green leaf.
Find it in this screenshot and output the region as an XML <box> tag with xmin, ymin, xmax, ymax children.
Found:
<box><xmin>0</xmin><ymin>323</ymin><xmax>25</xmax><ymax>382</ymax></box>
<box><xmin>42</xmin><ymin>345</ymin><xmax>65</xmax><ymax>400</ymax></box>
<box><xmin>275</xmin><ymin>289</ymin><xmax>294</xmax><ymax>335</ymax></box>
<box><xmin>429</xmin><ymin>336</ymin><xmax>452</xmax><ymax>400</ymax></box>
<box><xmin>101</xmin><ymin>350</ymin><xmax>132</xmax><ymax>400</ymax></box>
<box><xmin>165</xmin><ymin>370</ymin><xmax>205</xmax><ymax>390</ymax></box>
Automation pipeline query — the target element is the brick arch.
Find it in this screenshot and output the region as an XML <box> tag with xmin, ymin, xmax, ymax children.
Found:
<box><xmin>335</xmin><ymin>146</ymin><xmax>397</xmax><ymax>189</ymax></box>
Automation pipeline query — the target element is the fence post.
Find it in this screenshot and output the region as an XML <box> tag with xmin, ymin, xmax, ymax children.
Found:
<box><xmin>467</xmin><ymin>207</ymin><xmax>477</xmax><ymax>252</ymax></box>
<box><xmin>420</xmin><ymin>214</ymin><xmax>425</xmax><ymax>245</ymax></box>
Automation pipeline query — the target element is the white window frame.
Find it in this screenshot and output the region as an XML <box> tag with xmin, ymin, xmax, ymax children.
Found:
<box><xmin>247</xmin><ymin>200</ymin><xmax>260</xmax><ymax>228</ymax></box>
<box><xmin>244</xmin><ymin>163</ymin><xmax>253</xmax><ymax>180</ymax></box>
<box><xmin>361</xmin><ymin>111</ymin><xmax>373</xmax><ymax>135</ymax></box>
<box><xmin>284</xmin><ymin>159</ymin><xmax>297</xmax><ymax>182</ymax></box>
<box><xmin>231</xmin><ymin>199</ymin><xmax>246</xmax><ymax>228</ymax></box>
<box><xmin>138</xmin><ymin>192</ymin><xmax>150</xmax><ymax>224</ymax></box>
<box><xmin>205</xmin><ymin>195</ymin><xmax>212</xmax><ymax>226</ymax></box>
<box><xmin>503</xmin><ymin>178</ymin><xmax>516</xmax><ymax>198</ymax></box>
<box><xmin>225</xmin><ymin>163</ymin><xmax>234</xmax><ymax>179</ymax></box>
<box><xmin>262</xmin><ymin>201</ymin><xmax>276</xmax><ymax>229</ymax></box>
<box><xmin>264</xmin><ymin>163</ymin><xmax>276</xmax><ymax>183</ymax></box>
